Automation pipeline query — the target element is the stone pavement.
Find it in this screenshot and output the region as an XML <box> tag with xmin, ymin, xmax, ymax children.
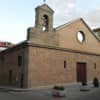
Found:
<box><xmin>0</xmin><ymin>83</ymin><xmax>99</xmax><ymax>100</ymax></box>
<box><xmin>28</xmin><ymin>83</ymin><xmax>99</xmax><ymax>100</ymax></box>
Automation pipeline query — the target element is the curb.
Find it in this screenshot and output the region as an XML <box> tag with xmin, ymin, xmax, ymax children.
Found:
<box><xmin>0</xmin><ymin>87</ymin><xmax>33</xmax><ymax>92</ymax></box>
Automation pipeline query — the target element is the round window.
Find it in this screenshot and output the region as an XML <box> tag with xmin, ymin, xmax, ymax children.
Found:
<box><xmin>77</xmin><ymin>31</ymin><xmax>85</xmax><ymax>43</ymax></box>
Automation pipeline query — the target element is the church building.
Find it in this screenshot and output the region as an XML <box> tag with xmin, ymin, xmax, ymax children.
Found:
<box><xmin>0</xmin><ymin>4</ymin><xmax>100</xmax><ymax>88</ymax></box>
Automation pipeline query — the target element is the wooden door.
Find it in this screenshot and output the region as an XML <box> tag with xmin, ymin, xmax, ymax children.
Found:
<box><xmin>21</xmin><ymin>73</ymin><xmax>24</xmax><ymax>88</ymax></box>
<box><xmin>9</xmin><ymin>70</ymin><xmax>13</xmax><ymax>84</ymax></box>
<box><xmin>77</xmin><ymin>63</ymin><xmax>87</xmax><ymax>82</ymax></box>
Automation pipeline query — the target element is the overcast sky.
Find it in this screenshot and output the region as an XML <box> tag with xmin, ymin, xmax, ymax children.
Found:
<box><xmin>0</xmin><ymin>0</ymin><xmax>100</xmax><ymax>43</ymax></box>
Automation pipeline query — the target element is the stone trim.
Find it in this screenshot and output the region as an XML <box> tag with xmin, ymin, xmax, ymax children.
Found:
<box><xmin>28</xmin><ymin>43</ymin><xmax>100</xmax><ymax>56</ymax></box>
<box><xmin>0</xmin><ymin>41</ymin><xmax>100</xmax><ymax>57</ymax></box>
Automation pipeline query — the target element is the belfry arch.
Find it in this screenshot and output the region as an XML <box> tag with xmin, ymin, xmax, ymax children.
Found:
<box><xmin>42</xmin><ymin>15</ymin><xmax>49</xmax><ymax>32</ymax></box>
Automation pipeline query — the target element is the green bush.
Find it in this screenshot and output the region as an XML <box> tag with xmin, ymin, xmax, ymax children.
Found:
<box><xmin>93</xmin><ymin>77</ymin><xmax>99</xmax><ymax>87</ymax></box>
<box><xmin>53</xmin><ymin>86</ymin><xmax>65</xmax><ymax>90</ymax></box>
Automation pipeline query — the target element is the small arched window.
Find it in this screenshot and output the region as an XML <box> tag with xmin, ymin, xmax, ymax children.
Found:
<box><xmin>42</xmin><ymin>15</ymin><xmax>49</xmax><ymax>32</ymax></box>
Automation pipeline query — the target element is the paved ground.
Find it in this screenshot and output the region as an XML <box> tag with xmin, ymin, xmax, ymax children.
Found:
<box><xmin>0</xmin><ymin>84</ymin><xmax>100</xmax><ymax>100</ymax></box>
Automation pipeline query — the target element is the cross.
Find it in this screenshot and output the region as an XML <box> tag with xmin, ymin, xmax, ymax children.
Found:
<box><xmin>43</xmin><ymin>0</ymin><xmax>46</xmax><ymax>3</ymax></box>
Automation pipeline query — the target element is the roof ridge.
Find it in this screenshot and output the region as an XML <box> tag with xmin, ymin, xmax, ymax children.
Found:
<box><xmin>56</xmin><ymin>18</ymin><xmax>82</xmax><ymax>30</ymax></box>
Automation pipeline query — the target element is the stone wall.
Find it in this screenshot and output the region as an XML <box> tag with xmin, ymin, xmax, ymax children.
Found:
<box><xmin>0</xmin><ymin>44</ymin><xmax>28</xmax><ymax>88</ymax></box>
<box><xmin>27</xmin><ymin>45</ymin><xmax>100</xmax><ymax>88</ymax></box>
<box><xmin>27</xmin><ymin>27</ymin><xmax>59</xmax><ymax>47</ymax></box>
<box><xmin>57</xmin><ymin>19</ymin><xmax>100</xmax><ymax>54</ymax></box>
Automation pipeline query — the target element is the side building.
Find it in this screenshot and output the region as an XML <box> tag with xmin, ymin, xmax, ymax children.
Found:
<box><xmin>93</xmin><ymin>28</ymin><xmax>100</xmax><ymax>40</ymax></box>
<box><xmin>0</xmin><ymin>41</ymin><xmax>13</xmax><ymax>51</ymax></box>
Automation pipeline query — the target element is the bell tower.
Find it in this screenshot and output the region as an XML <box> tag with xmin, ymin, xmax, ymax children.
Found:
<box><xmin>35</xmin><ymin>4</ymin><xmax>54</xmax><ymax>32</ymax></box>
<box><xmin>27</xmin><ymin>4</ymin><xmax>59</xmax><ymax>47</ymax></box>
